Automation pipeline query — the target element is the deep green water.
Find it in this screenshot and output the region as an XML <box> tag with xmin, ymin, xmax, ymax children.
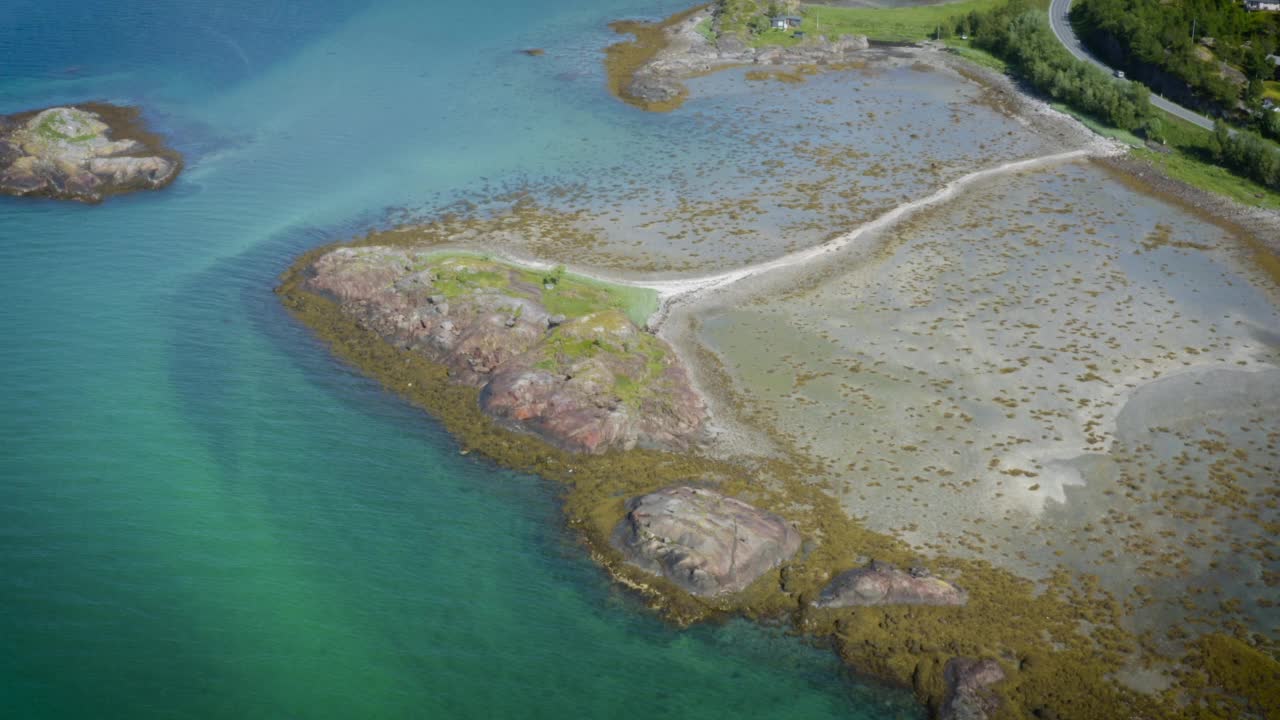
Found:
<box><xmin>0</xmin><ymin>1</ymin><xmax>922</xmax><ymax>718</ymax></box>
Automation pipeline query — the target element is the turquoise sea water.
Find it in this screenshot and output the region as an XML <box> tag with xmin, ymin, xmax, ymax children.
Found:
<box><xmin>0</xmin><ymin>2</ymin><xmax>921</xmax><ymax>718</ymax></box>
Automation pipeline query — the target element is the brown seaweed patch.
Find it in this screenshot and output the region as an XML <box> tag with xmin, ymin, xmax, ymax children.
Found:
<box><xmin>745</xmin><ymin>69</ymin><xmax>808</xmax><ymax>84</ymax></box>
<box><xmin>1189</xmin><ymin>635</ymin><xmax>1280</xmax><ymax>717</ymax></box>
<box><xmin>604</xmin><ymin>5</ymin><xmax>706</xmax><ymax>113</ymax></box>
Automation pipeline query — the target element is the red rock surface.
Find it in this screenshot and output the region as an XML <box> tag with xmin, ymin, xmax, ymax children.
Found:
<box><xmin>813</xmin><ymin>560</ymin><xmax>968</xmax><ymax>608</ymax></box>
<box><xmin>304</xmin><ymin>247</ymin><xmax>705</xmax><ymax>454</ymax></box>
<box><xmin>611</xmin><ymin>486</ymin><xmax>802</xmax><ymax>596</ymax></box>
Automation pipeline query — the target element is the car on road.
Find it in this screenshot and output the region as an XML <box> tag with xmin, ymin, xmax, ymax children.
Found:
<box><xmin>1115</xmin><ymin>70</ymin><xmax>1125</xmax><ymax>79</ymax></box>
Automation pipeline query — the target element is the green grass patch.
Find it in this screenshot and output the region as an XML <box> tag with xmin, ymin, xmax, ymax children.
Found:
<box><xmin>1050</xmin><ymin>102</ymin><xmax>1143</xmax><ymax>146</ymax></box>
<box><xmin>537</xmin><ymin>312</ymin><xmax>670</xmax><ymax>401</ymax></box>
<box><xmin>33</xmin><ymin>113</ymin><xmax>96</xmax><ymax>143</ymax></box>
<box><xmin>404</xmin><ymin>252</ymin><xmax>658</xmax><ymax>327</ymax></box>
<box><xmin>696</xmin><ymin>17</ymin><xmax>717</xmax><ymax>43</ymax></box>
<box><xmin>536</xmin><ymin>271</ymin><xmax>658</xmax><ymax>328</ymax></box>
<box><xmin>750</xmin><ymin>27</ymin><xmax>803</xmax><ymax>48</ymax></box>
<box><xmin>1054</xmin><ymin>104</ymin><xmax>1280</xmax><ymax>209</ymax></box>
<box><xmin>419</xmin><ymin>256</ymin><xmax>512</xmax><ymax>298</ymax></box>
<box><xmin>944</xmin><ymin>38</ymin><xmax>1009</xmax><ymax>72</ymax></box>
<box><xmin>613</xmin><ymin>334</ymin><xmax>670</xmax><ymax>402</ymax></box>
<box><xmin>540</xmin><ymin>331</ymin><xmax>616</xmax><ymax>365</ymax></box>
<box><xmin>613</xmin><ymin>374</ymin><xmax>642</xmax><ymax>402</ymax></box>
<box><xmin>1134</xmin><ymin>146</ymin><xmax>1280</xmax><ymax>210</ymax></box>
<box><xmin>1263</xmin><ymin>81</ymin><xmax>1280</xmax><ymax>103</ymax></box>
<box><xmin>1146</xmin><ymin>112</ymin><xmax>1280</xmax><ymax>208</ymax></box>
<box><xmin>752</xmin><ymin>0</ymin><xmax>1004</xmax><ymax>45</ymax></box>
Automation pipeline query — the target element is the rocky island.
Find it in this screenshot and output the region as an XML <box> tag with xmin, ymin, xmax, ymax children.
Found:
<box><xmin>0</xmin><ymin>103</ymin><xmax>181</xmax><ymax>203</ymax></box>
<box><xmin>299</xmin><ymin>247</ymin><xmax>705</xmax><ymax>454</ymax></box>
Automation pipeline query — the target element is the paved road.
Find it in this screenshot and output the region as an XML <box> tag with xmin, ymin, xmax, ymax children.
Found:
<box><xmin>1047</xmin><ymin>0</ymin><xmax>1216</xmax><ymax>130</ymax></box>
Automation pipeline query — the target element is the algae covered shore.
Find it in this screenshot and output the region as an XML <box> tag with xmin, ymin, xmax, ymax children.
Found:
<box><xmin>278</xmin><ymin>4</ymin><xmax>1280</xmax><ymax>719</ymax></box>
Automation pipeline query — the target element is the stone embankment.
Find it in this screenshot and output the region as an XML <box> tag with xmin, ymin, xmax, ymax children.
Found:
<box><xmin>0</xmin><ymin>104</ymin><xmax>180</xmax><ymax>202</ymax></box>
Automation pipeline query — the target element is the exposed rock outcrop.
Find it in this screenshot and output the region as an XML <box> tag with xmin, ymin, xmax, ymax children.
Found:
<box><xmin>939</xmin><ymin>657</ymin><xmax>1005</xmax><ymax>720</ymax></box>
<box><xmin>617</xmin><ymin>9</ymin><xmax>869</xmax><ymax>110</ymax></box>
<box><xmin>813</xmin><ymin>560</ymin><xmax>967</xmax><ymax>608</ymax></box>
<box><xmin>611</xmin><ymin>485</ymin><xmax>801</xmax><ymax>596</ymax></box>
<box><xmin>303</xmin><ymin>247</ymin><xmax>705</xmax><ymax>454</ymax></box>
<box><xmin>0</xmin><ymin>104</ymin><xmax>181</xmax><ymax>202</ymax></box>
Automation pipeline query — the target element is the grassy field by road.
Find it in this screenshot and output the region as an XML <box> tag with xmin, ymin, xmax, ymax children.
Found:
<box><xmin>1139</xmin><ymin>111</ymin><xmax>1280</xmax><ymax>210</ymax></box>
<box><xmin>1054</xmin><ymin>102</ymin><xmax>1280</xmax><ymax>209</ymax></box>
<box><xmin>753</xmin><ymin>0</ymin><xmax>1004</xmax><ymax>45</ymax></box>
<box><xmin>944</xmin><ymin>37</ymin><xmax>1009</xmax><ymax>71</ymax></box>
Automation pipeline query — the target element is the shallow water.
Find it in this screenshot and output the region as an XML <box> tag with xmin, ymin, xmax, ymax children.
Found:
<box><xmin>0</xmin><ymin>1</ymin><xmax>929</xmax><ymax>717</ymax></box>
<box><xmin>383</xmin><ymin>50</ymin><xmax>1062</xmax><ymax>275</ymax></box>
<box><xmin>696</xmin><ymin>160</ymin><xmax>1280</xmax><ymax>655</ymax></box>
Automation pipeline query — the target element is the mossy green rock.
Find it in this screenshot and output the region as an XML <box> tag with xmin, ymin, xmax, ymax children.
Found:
<box><xmin>304</xmin><ymin>247</ymin><xmax>704</xmax><ymax>453</ymax></box>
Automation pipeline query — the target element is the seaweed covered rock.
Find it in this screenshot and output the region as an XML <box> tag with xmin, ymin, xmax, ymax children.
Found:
<box><xmin>939</xmin><ymin>657</ymin><xmax>1005</xmax><ymax>720</ymax></box>
<box><xmin>611</xmin><ymin>486</ymin><xmax>801</xmax><ymax>596</ymax></box>
<box><xmin>303</xmin><ymin>247</ymin><xmax>705</xmax><ymax>454</ymax></box>
<box><xmin>0</xmin><ymin>104</ymin><xmax>180</xmax><ymax>202</ymax></box>
<box><xmin>813</xmin><ymin>560</ymin><xmax>967</xmax><ymax>608</ymax></box>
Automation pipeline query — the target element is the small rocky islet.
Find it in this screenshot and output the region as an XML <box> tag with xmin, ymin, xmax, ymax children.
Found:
<box><xmin>0</xmin><ymin>103</ymin><xmax>180</xmax><ymax>203</ymax></box>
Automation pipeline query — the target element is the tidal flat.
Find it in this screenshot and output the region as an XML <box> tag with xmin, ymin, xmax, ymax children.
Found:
<box><xmin>382</xmin><ymin>48</ymin><xmax>1080</xmax><ymax>276</ymax></box>
<box><xmin>690</xmin><ymin>159</ymin><xmax>1280</xmax><ymax>682</ymax></box>
<box><xmin>282</xmin><ymin>25</ymin><xmax>1280</xmax><ymax>720</ymax></box>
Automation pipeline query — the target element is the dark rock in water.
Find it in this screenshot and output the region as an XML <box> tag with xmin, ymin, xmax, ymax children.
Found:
<box><xmin>940</xmin><ymin>657</ymin><xmax>1005</xmax><ymax>720</ymax></box>
<box><xmin>304</xmin><ymin>248</ymin><xmax>705</xmax><ymax>454</ymax></box>
<box><xmin>813</xmin><ymin>560</ymin><xmax>967</xmax><ymax>608</ymax></box>
<box><xmin>611</xmin><ymin>486</ymin><xmax>801</xmax><ymax>596</ymax></box>
<box><xmin>0</xmin><ymin>103</ymin><xmax>181</xmax><ymax>202</ymax></box>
